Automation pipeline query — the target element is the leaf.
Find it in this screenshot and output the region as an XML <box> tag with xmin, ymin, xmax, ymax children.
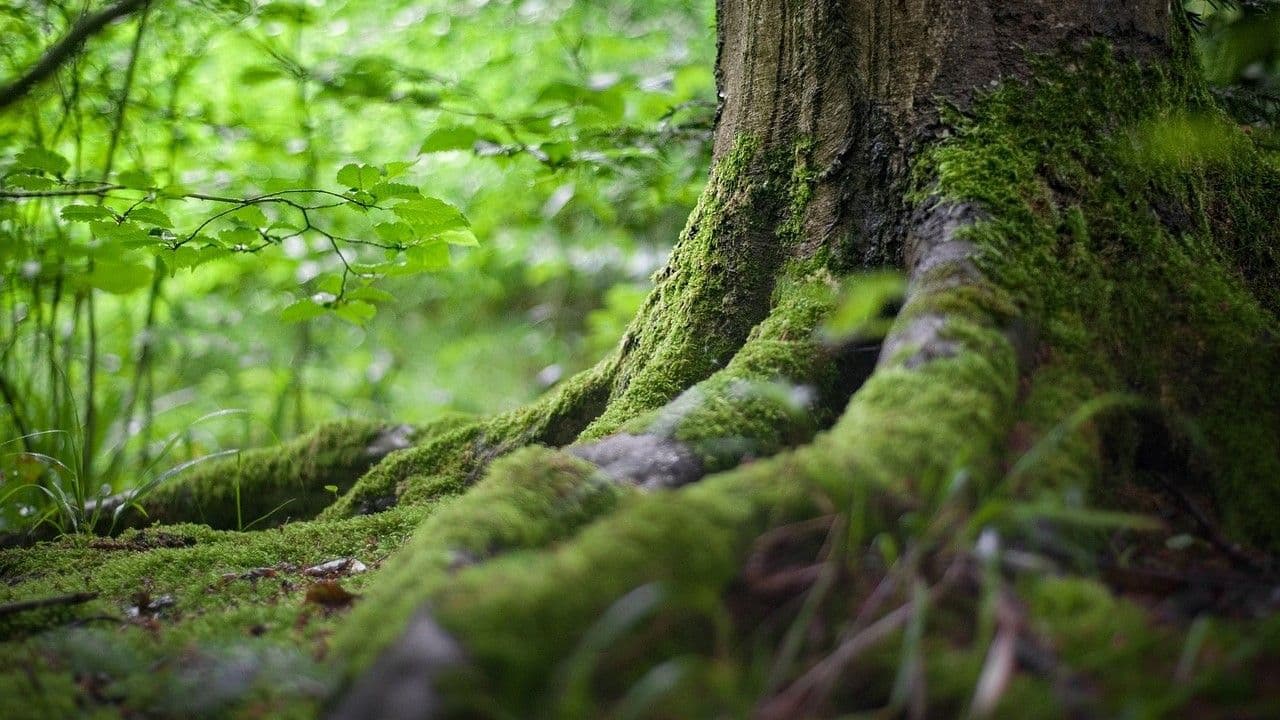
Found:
<box><xmin>16</xmin><ymin>146</ymin><xmax>69</xmax><ymax>176</ymax></box>
<box><xmin>392</xmin><ymin>197</ymin><xmax>468</xmax><ymax>235</ymax></box>
<box><xmin>86</xmin><ymin>261</ymin><xmax>152</xmax><ymax>294</ymax></box>
<box><xmin>228</xmin><ymin>205</ymin><xmax>269</xmax><ymax>227</ymax></box>
<box><xmin>219</xmin><ymin>227</ymin><xmax>260</xmax><ymax>247</ymax></box>
<box><xmin>240</xmin><ymin>64</ymin><xmax>286</xmax><ymax>85</ymax></box>
<box><xmin>281</xmin><ymin>299</ymin><xmax>327</xmax><ymax>322</ymax></box>
<box><xmin>420</xmin><ymin>126</ymin><xmax>478</xmax><ymax>154</ymax></box>
<box><xmin>89</xmin><ymin>220</ymin><xmax>151</xmax><ymax>245</ymax></box>
<box><xmin>126</xmin><ymin>207</ymin><xmax>173</xmax><ymax>228</ymax></box>
<box><xmin>438</xmin><ymin>227</ymin><xmax>478</xmax><ymax>247</ymax></box>
<box><xmin>5</xmin><ymin>173</ymin><xmax>54</xmax><ymax>190</ymax></box>
<box><xmin>370</xmin><ymin>182</ymin><xmax>420</xmax><ymax>201</ymax></box>
<box><xmin>345</xmin><ymin>286</ymin><xmax>395</xmax><ymax>303</ymax></box>
<box><xmin>822</xmin><ymin>272</ymin><xmax>906</xmax><ymax>341</ymax></box>
<box><xmin>334</xmin><ymin>300</ymin><xmax>377</xmax><ymax>325</ymax></box>
<box><xmin>373</xmin><ymin>222</ymin><xmax>414</xmax><ymax>244</ymax></box>
<box><xmin>336</xmin><ymin>163</ymin><xmax>381</xmax><ymax>191</ymax></box>
<box><xmin>407</xmin><ymin>241</ymin><xmax>450</xmax><ymax>271</ymax></box>
<box><xmin>117</xmin><ymin>169</ymin><xmax>155</xmax><ymax>190</ymax></box>
<box><xmin>61</xmin><ymin>204</ymin><xmax>114</xmax><ymax>222</ymax></box>
<box><xmin>382</xmin><ymin>161</ymin><xmax>415</xmax><ymax>180</ymax></box>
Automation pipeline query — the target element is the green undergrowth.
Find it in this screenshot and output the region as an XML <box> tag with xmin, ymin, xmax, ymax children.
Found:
<box><xmin>917</xmin><ymin>43</ymin><xmax>1280</xmax><ymax>546</ymax></box>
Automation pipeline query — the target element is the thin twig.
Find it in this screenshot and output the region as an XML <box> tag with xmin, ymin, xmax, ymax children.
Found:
<box><xmin>0</xmin><ymin>592</ymin><xmax>98</xmax><ymax>618</ymax></box>
<box><xmin>0</xmin><ymin>0</ymin><xmax>151</xmax><ymax>110</ymax></box>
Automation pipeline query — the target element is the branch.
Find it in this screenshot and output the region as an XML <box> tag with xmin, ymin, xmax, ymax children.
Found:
<box><xmin>0</xmin><ymin>0</ymin><xmax>151</xmax><ymax>111</ymax></box>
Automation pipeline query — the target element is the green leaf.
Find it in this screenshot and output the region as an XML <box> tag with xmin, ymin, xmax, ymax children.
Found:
<box><xmin>61</xmin><ymin>204</ymin><xmax>114</xmax><ymax>222</ymax></box>
<box><xmin>822</xmin><ymin>272</ymin><xmax>906</xmax><ymax>341</ymax></box>
<box><xmin>117</xmin><ymin>169</ymin><xmax>155</xmax><ymax>190</ymax></box>
<box><xmin>89</xmin><ymin>220</ymin><xmax>151</xmax><ymax>245</ymax></box>
<box><xmin>407</xmin><ymin>240</ymin><xmax>449</xmax><ymax>271</ymax></box>
<box><xmin>228</xmin><ymin>205</ymin><xmax>269</xmax><ymax>227</ymax></box>
<box><xmin>334</xmin><ymin>300</ymin><xmax>377</xmax><ymax>325</ymax></box>
<box><xmin>370</xmin><ymin>182</ymin><xmax>420</xmax><ymax>201</ymax></box>
<box><xmin>16</xmin><ymin>147</ymin><xmax>69</xmax><ymax>176</ymax></box>
<box><xmin>373</xmin><ymin>222</ymin><xmax>414</xmax><ymax>244</ymax></box>
<box><xmin>392</xmin><ymin>197</ymin><xmax>468</xmax><ymax>235</ymax></box>
<box><xmin>420</xmin><ymin>126</ymin><xmax>478</xmax><ymax>154</ymax></box>
<box><xmin>127</xmin><ymin>207</ymin><xmax>173</xmax><ymax>228</ymax></box>
<box><xmin>346</xmin><ymin>286</ymin><xmax>395</xmax><ymax>303</ymax></box>
<box><xmin>219</xmin><ymin>227</ymin><xmax>260</xmax><ymax>247</ymax></box>
<box><xmin>382</xmin><ymin>161</ymin><xmax>415</xmax><ymax>180</ymax></box>
<box><xmin>438</xmin><ymin>227</ymin><xmax>478</xmax><ymax>247</ymax></box>
<box><xmin>4</xmin><ymin>173</ymin><xmax>54</xmax><ymax>190</ymax></box>
<box><xmin>86</xmin><ymin>261</ymin><xmax>152</xmax><ymax>294</ymax></box>
<box><xmin>240</xmin><ymin>65</ymin><xmax>287</xmax><ymax>85</ymax></box>
<box><xmin>336</xmin><ymin>163</ymin><xmax>381</xmax><ymax>191</ymax></box>
<box><xmin>281</xmin><ymin>299</ymin><xmax>327</xmax><ymax>322</ymax></box>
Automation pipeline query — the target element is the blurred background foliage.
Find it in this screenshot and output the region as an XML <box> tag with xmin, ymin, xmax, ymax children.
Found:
<box><xmin>0</xmin><ymin>0</ymin><xmax>1275</xmax><ymax>533</ymax></box>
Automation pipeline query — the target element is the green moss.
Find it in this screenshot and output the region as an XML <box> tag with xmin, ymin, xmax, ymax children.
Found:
<box><xmin>333</xmin><ymin>445</ymin><xmax>631</xmax><ymax>674</ymax></box>
<box><xmin>114</xmin><ymin>419</ymin><xmax>416</xmax><ymax>531</ymax></box>
<box><xmin>323</xmin><ymin>356</ymin><xmax>617</xmax><ymax>517</ymax></box>
<box><xmin>916</xmin><ymin>44</ymin><xmax>1280</xmax><ymax>546</ymax></box>
<box><xmin>0</xmin><ymin>504</ymin><xmax>435</xmax><ymax>719</ymax></box>
<box><xmin>614</xmin><ymin>277</ymin><xmax>840</xmax><ymax>472</ymax></box>
<box><xmin>582</xmin><ymin>136</ymin><xmax>810</xmax><ymax>438</ymax></box>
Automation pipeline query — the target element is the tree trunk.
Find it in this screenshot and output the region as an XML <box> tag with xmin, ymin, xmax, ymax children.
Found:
<box><xmin>4</xmin><ymin>2</ymin><xmax>1280</xmax><ymax>718</ymax></box>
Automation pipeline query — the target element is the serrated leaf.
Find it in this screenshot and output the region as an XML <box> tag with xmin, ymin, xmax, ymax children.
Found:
<box><xmin>228</xmin><ymin>205</ymin><xmax>269</xmax><ymax>227</ymax></box>
<box><xmin>373</xmin><ymin>221</ymin><xmax>414</xmax><ymax>244</ymax></box>
<box><xmin>408</xmin><ymin>240</ymin><xmax>449</xmax><ymax>271</ymax></box>
<box><xmin>16</xmin><ymin>146</ymin><xmax>69</xmax><ymax>176</ymax></box>
<box><xmin>117</xmin><ymin>169</ymin><xmax>155</xmax><ymax>190</ymax></box>
<box><xmin>346</xmin><ymin>286</ymin><xmax>395</xmax><ymax>303</ymax></box>
<box><xmin>370</xmin><ymin>182</ymin><xmax>420</xmax><ymax>201</ymax></box>
<box><xmin>219</xmin><ymin>227</ymin><xmax>260</xmax><ymax>247</ymax></box>
<box><xmin>392</xmin><ymin>197</ymin><xmax>468</xmax><ymax>235</ymax></box>
<box><xmin>127</xmin><ymin>207</ymin><xmax>173</xmax><ymax>228</ymax></box>
<box><xmin>382</xmin><ymin>161</ymin><xmax>415</xmax><ymax>180</ymax></box>
<box><xmin>61</xmin><ymin>204</ymin><xmax>114</xmax><ymax>222</ymax></box>
<box><xmin>333</xmin><ymin>300</ymin><xmax>376</xmax><ymax>325</ymax></box>
<box><xmin>281</xmin><ymin>299</ymin><xmax>327</xmax><ymax>322</ymax></box>
<box><xmin>420</xmin><ymin>126</ymin><xmax>478</xmax><ymax>154</ymax></box>
<box><xmin>86</xmin><ymin>261</ymin><xmax>152</xmax><ymax>294</ymax></box>
<box><xmin>90</xmin><ymin>220</ymin><xmax>151</xmax><ymax>244</ymax></box>
<box><xmin>438</xmin><ymin>227</ymin><xmax>478</xmax><ymax>247</ymax></box>
<box><xmin>5</xmin><ymin>173</ymin><xmax>54</xmax><ymax>190</ymax></box>
<box><xmin>316</xmin><ymin>274</ymin><xmax>344</xmax><ymax>295</ymax></box>
<box><xmin>336</xmin><ymin>163</ymin><xmax>381</xmax><ymax>191</ymax></box>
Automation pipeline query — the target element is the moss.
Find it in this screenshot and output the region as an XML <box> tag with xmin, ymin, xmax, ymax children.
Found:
<box><xmin>0</xmin><ymin>503</ymin><xmax>435</xmax><ymax>719</ymax></box>
<box><xmin>113</xmin><ymin>419</ymin><xmax>416</xmax><ymax>531</ymax></box>
<box><xmin>582</xmin><ymin>137</ymin><xmax>811</xmax><ymax>438</ymax></box>
<box><xmin>614</xmin><ymin>277</ymin><xmax>841</xmax><ymax>473</ymax></box>
<box><xmin>323</xmin><ymin>356</ymin><xmax>617</xmax><ymax>518</ymax></box>
<box><xmin>364</xmin><ymin>271</ymin><xmax>1022</xmax><ymax>716</ymax></box>
<box><xmin>915</xmin><ymin>44</ymin><xmax>1280</xmax><ymax>546</ymax></box>
<box><xmin>332</xmin><ymin>446</ymin><xmax>629</xmax><ymax>676</ymax></box>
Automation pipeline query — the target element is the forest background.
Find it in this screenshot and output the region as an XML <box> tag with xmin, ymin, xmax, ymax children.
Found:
<box><xmin>0</xmin><ymin>0</ymin><xmax>1275</xmax><ymax>534</ymax></box>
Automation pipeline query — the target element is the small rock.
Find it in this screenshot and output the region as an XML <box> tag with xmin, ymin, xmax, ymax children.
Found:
<box><xmin>303</xmin><ymin>558</ymin><xmax>368</xmax><ymax>578</ymax></box>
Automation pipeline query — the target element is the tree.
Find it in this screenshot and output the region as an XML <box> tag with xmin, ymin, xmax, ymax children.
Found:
<box><xmin>4</xmin><ymin>1</ymin><xmax>1280</xmax><ymax>718</ymax></box>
